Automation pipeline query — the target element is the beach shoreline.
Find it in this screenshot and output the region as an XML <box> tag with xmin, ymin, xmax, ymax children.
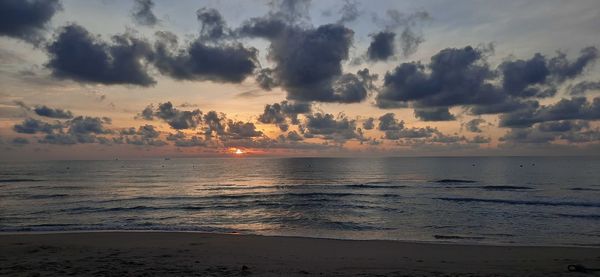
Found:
<box><xmin>1</xmin><ymin>231</ymin><xmax>598</xmax><ymax>276</ymax></box>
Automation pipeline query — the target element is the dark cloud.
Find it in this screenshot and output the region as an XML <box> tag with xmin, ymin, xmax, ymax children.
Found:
<box><xmin>337</xmin><ymin>0</ymin><xmax>360</xmax><ymax>24</ymax></box>
<box><xmin>120</xmin><ymin>127</ymin><xmax>137</xmax><ymax>135</ymax></box>
<box><xmin>470</xmin><ymin>135</ymin><xmax>491</xmax><ymax>144</ymax></box>
<box><xmin>174</xmin><ymin>136</ymin><xmax>205</xmax><ymax>147</ymax></box>
<box><xmin>377</xmin><ymin>46</ymin><xmax>598</xmax><ymax>118</ymax></box>
<box><xmin>258</xmin><ymin>101</ymin><xmax>311</xmax><ymax>130</ymax></box>
<box><xmin>500</xmin><ymin>120</ymin><xmax>599</xmax><ymax>144</ymax></box>
<box><xmin>499</xmin><ymin>48</ymin><xmax>598</xmax><ymax>98</ymax></box>
<box><xmin>12</xmin><ymin>137</ymin><xmax>30</xmax><ymax>145</ymax></box>
<box><xmin>499</xmin><ymin>97</ymin><xmax>600</xmax><ymax>128</ymax></box>
<box><xmin>197</xmin><ymin>8</ymin><xmax>228</xmax><ymax>40</ymax></box>
<box><xmin>153</xmin><ymin>31</ymin><xmax>258</xmax><ymax>83</ymax></box>
<box><xmin>383</xmin><ymin>126</ymin><xmax>439</xmax><ymax>140</ymax></box>
<box><xmin>367</xmin><ymin>31</ymin><xmax>395</xmax><ymax>62</ymax></box>
<box><xmin>34</xmin><ymin>105</ymin><xmax>73</xmax><ymax>119</ymax></box>
<box><xmin>13</xmin><ymin>118</ymin><xmax>62</xmax><ymax>134</ymax></box>
<box><xmin>284</xmin><ymin>130</ymin><xmax>303</xmax><ymax>141</ymax></box>
<box><xmin>464</xmin><ymin>118</ymin><xmax>486</xmax><ymax>133</ymax></box>
<box><xmin>38</xmin><ymin>133</ymin><xmax>77</xmax><ymax>145</ymax></box>
<box><xmin>131</xmin><ymin>0</ymin><xmax>159</xmax><ymax>27</ymax></box>
<box><xmin>225</xmin><ymin>121</ymin><xmax>263</xmax><ymax>139</ymax></box>
<box><xmin>68</xmin><ymin>116</ymin><xmax>110</xmax><ymax>135</ymax></box>
<box><xmin>239</xmin><ymin>17</ymin><xmax>370</xmax><ymax>103</ymax></box>
<box><xmin>500</xmin><ymin>53</ymin><xmax>551</xmax><ymax>98</ymax></box>
<box><xmin>302</xmin><ymin>113</ymin><xmax>360</xmax><ymax>142</ymax></box>
<box><xmin>367</xmin><ymin>10</ymin><xmax>430</xmax><ymax>60</ymax></box>
<box><xmin>362</xmin><ymin>117</ymin><xmax>375</xmax><ymax>130</ymax></box>
<box><xmin>203</xmin><ymin>111</ymin><xmax>227</xmax><ymax>137</ymax></box>
<box><xmin>0</xmin><ymin>0</ymin><xmax>62</xmax><ymax>44</ymax></box>
<box><xmin>377</xmin><ymin>46</ymin><xmax>500</xmax><ymax>109</ymax></box>
<box><xmin>569</xmin><ymin>81</ymin><xmax>600</xmax><ymax>95</ymax></box>
<box><xmin>537</xmin><ymin>120</ymin><xmax>589</xmax><ymax>132</ymax></box>
<box><xmin>268</xmin><ymin>0</ymin><xmax>311</xmax><ymax>23</ymax></box>
<box><xmin>47</xmin><ymin>24</ymin><xmax>155</xmax><ymax>86</ymax></box>
<box><xmin>255</xmin><ymin>68</ymin><xmax>278</xmax><ymax>90</ymax></box>
<box><xmin>377</xmin><ymin>113</ymin><xmax>404</xmax><ymax>130</ymax></box>
<box><xmin>125</xmin><ymin>136</ymin><xmax>167</xmax><ymax>147</ymax></box>
<box><xmin>414</xmin><ymin>107</ymin><xmax>455</xmax><ymax>121</ymax></box>
<box><xmin>136</xmin><ymin>124</ymin><xmax>160</xmax><ymax>139</ymax></box>
<box><xmin>140</xmin><ymin>102</ymin><xmax>202</xmax><ymax>130</ymax></box>
<box><xmin>166</xmin><ymin>131</ymin><xmax>185</xmax><ymax>141</ymax></box>
<box><xmin>548</xmin><ymin>47</ymin><xmax>598</xmax><ymax>82</ymax></box>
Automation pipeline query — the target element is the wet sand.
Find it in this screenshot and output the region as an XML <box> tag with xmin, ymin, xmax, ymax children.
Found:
<box><xmin>1</xmin><ymin>232</ymin><xmax>599</xmax><ymax>276</ymax></box>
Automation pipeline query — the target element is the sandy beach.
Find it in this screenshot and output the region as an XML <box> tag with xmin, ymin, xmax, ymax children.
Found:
<box><xmin>0</xmin><ymin>232</ymin><xmax>598</xmax><ymax>276</ymax></box>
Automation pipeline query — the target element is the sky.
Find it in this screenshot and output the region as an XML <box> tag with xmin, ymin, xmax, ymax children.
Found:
<box><xmin>0</xmin><ymin>0</ymin><xmax>599</xmax><ymax>160</ymax></box>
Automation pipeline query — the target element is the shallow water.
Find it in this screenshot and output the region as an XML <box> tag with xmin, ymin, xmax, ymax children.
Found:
<box><xmin>1</xmin><ymin>157</ymin><xmax>599</xmax><ymax>246</ymax></box>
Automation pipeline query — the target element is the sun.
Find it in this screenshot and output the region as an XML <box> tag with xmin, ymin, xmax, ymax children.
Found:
<box><xmin>234</xmin><ymin>148</ymin><xmax>244</xmax><ymax>155</ymax></box>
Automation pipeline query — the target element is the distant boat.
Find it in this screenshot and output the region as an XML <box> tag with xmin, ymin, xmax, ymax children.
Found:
<box><xmin>164</xmin><ymin>158</ymin><xmax>171</xmax><ymax>160</ymax></box>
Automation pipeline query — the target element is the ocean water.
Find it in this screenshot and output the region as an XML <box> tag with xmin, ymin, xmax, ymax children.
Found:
<box><xmin>1</xmin><ymin>157</ymin><xmax>599</xmax><ymax>246</ymax></box>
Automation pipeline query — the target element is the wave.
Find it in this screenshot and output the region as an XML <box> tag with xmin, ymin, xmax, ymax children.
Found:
<box><xmin>0</xmin><ymin>179</ymin><xmax>42</xmax><ymax>183</ymax></box>
<box><xmin>436</xmin><ymin>197</ymin><xmax>600</xmax><ymax>208</ymax></box>
<box><xmin>479</xmin><ymin>185</ymin><xmax>533</xmax><ymax>190</ymax></box>
<box><xmin>344</xmin><ymin>184</ymin><xmax>407</xmax><ymax>189</ymax></box>
<box><xmin>27</xmin><ymin>194</ymin><xmax>69</xmax><ymax>199</ymax></box>
<box><xmin>434</xmin><ymin>235</ymin><xmax>485</xmax><ymax>240</ymax></box>
<box><xmin>96</xmin><ymin>192</ymin><xmax>401</xmax><ymax>204</ymax></box>
<box><xmin>555</xmin><ymin>214</ymin><xmax>600</xmax><ymax>220</ymax></box>
<box><xmin>570</xmin><ymin>187</ymin><xmax>600</xmax><ymax>191</ymax></box>
<box><xmin>434</xmin><ymin>179</ymin><xmax>476</xmax><ymax>183</ymax></box>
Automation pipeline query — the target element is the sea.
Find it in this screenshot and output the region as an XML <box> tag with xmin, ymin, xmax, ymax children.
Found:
<box><xmin>1</xmin><ymin>157</ymin><xmax>599</xmax><ymax>246</ymax></box>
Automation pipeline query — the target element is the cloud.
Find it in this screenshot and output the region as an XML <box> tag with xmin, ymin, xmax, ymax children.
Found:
<box><xmin>268</xmin><ymin>0</ymin><xmax>312</xmax><ymax>23</ymax></box>
<box><xmin>500</xmin><ymin>47</ymin><xmax>598</xmax><ymax>98</ymax></box>
<box><xmin>68</xmin><ymin>116</ymin><xmax>111</xmax><ymax>135</ymax></box>
<box><xmin>499</xmin><ymin>97</ymin><xmax>600</xmax><ymax>128</ymax></box>
<box><xmin>12</xmin><ymin>137</ymin><xmax>30</xmax><ymax>145</ymax></box>
<box><xmin>569</xmin><ymin>81</ymin><xmax>600</xmax><ymax>95</ymax></box>
<box><xmin>367</xmin><ymin>31</ymin><xmax>395</xmax><ymax>61</ymax></box>
<box><xmin>537</xmin><ymin>120</ymin><xmax>589</xmax><ymax>132</ymax></box>
<box><xmin>224</xmin><ymin>121</ymin><xmax>263</xmax><ymax>139</ymax></box>
<box><xmin>46</xmin><ymin>24</ymin><xmax>155</xmax><ymax>86</ymax></box>
<box><xmin>174</xmin><ymin>136</ymin><xmax>206</xmax><ymax>147</ymax></box>
<box><xmin>258</xmin><ymin>101</ymin><xmax>311</xmax><ymax>131</ymax></box>
<box><xmin>362</xmin><ymin>117</ymin><xmax>375</xmax><ymax>130</ymax></box>
<box><xmin>500</xmin><ymin>120</ymin><xmax>598</xmax><ymax>144</ymax></box>
<box><xmin>166</xmin><ymin>131</ymin><xmax>185</xmax><ymax>141</ymax></box>
<box><xmin>13</xmin><ymin>118</ymin><xmax>62</xmax><ymax>134</ymax></box>
<box><xmin>470</xmin><ymin>135</ymin><xmax>491</xmax><ymax>144</ymax></box>
<box><xmin>284</xmin><ymin>130</ymin><xmax>303</xmax><ymax>141</ymax></box>
<box><xmin>366</xmin><ymin>10</ymin><xmax>430</xmax><ymax>61</ymax></box>
<box><xmin>302</xmin><ymin>113</ymin><xmax>360</xmax><ymax>143</ymax></box>
<box><xmin>376</xmin><ymin>46</ymin><xmax>500</xmax><ymax>109</ymax></box>
<box><xmin>203</xmin><ymin>111</ymin><xmax>227</xmax><ymax>137</ymax></box>
<box><xmin>548</xmin><ymin>47</ymin><xmax>598</xmax><ymax>82</ymax></box>
<box><xmin>376</xmin><ymin>46</ymin><xmax>599</xmax><ymax>118</ymax></box>
<box><xmin>255</xmin><ymin>68</ymin><xmax>278</xmax><ymax>90</ymax></box>
<box><xmin>383</xmin><ymin>126</ymin><xmax>440</xmax><ymax>140</ymax></box>
<box><xmin>153</xmin><ymin>31</ymin><xmax>258</xmax><ymax>83</ymax></box>
<box><xmin>131</xmin><ymin>0</ymin><xmax>159</xmax><ymax>27</ymax></box>
<box><xmin>239</xmin><ymin>15</ymin><xmax>373</xmax><ymax>103</ymax></box>
<box><xmin>0</xmin><ymin>0</ymin><xmax>62</xmax><ymax>44</ymax></box>
<box><xmin>337</xmin><ymin>0</ymin><xmax>360</xmax><ymax>24</ymax></box>
<box><xmin>197</xmin><ymin>8</ymin><xmax>229</xmax><ymax>40</ymax></box>
<box><xmin>33</xmin><ymin>105</ymin><xmax>73</xmax><ymax>119</ymax></box>
<box><xmin>140</xmin><ymin>102</ymin><xmax>202</xmax><ymax>130</ymax></box>
<box><xmin>463</xmin><ymin>118</ymin><xmax>486</xmax><ymax>133</ymax></box>
<box><xmin>377</xmin><ymin>113</ymin><xmax>404</xmax><ymax>130</ymax></box>
<box><xmin>414</xmin><ymin>107</ymin><xmax>455</xmax><ymax>121</ymax></box>
<box><xmin>136</xmin><ymin>124</ymin><xmax>159</xmax><ymax>139</ymax></box>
